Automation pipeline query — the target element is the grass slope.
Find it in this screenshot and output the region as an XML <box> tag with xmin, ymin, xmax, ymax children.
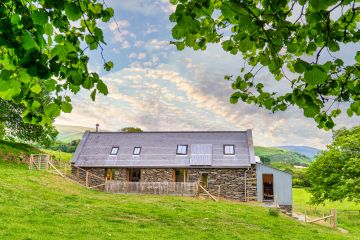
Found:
<box><xmin>0</xmin><ymin>161</ymin><xmax>352</xmax><ymax>240</ymax></box>
<box><xmin>293</xmin><ymin>188</ymin><xmax>360</xmax><ymax>236</ymax></box>
<box><xmin>42</xmin><ymin>149</ymin><xmax>73</xmax><ymax>162</ymax></box>
<box><xmin>0</xmin><ymin>140</ymin><xmax>41</xmax><ymax>163</ymax></box>
<box><xmin>255</xmin><ymin>146</ymin><xmax>312</xmax><ymax>165</ymax></box>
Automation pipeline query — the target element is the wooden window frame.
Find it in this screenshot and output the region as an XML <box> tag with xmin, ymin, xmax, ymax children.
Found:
<box><xmin>223</xmin><ymin>144</ymin><xmax>235</xmax><ymax>155</ymax></box>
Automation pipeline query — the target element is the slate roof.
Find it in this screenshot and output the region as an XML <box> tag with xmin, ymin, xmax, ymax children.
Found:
<box><xmin>71</xmin><ymin>130</ymin><xmax>256</xmax><ymax>168</ymax></box>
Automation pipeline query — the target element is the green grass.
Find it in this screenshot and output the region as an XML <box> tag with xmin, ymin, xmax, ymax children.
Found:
<box><xmin>0</xmin><ymin>140</ymin><xmax>41</xmax><ymax>163</ymax></box>
<box><xmin>42</xmin><ymin>149</ymin><xmax>73</xmax><ymax>162</ymax></box>
<box><xmin>0</xmin><ymin>161</ymin><xmax>355</xmax><ymax>240</ymax></box>
<box><xmin>255</xmin><ymin>146</ymin><xmax>312</xmax><ymax>165</ymax></box>
<box><xmin>293</xmin><ymin>188</ymin><xmax>360</xmax><ymax>236</ymax></box>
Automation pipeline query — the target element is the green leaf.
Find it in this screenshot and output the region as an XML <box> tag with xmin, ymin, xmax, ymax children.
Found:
<box><xmin>293</xmin><ymin>60</ymin><xmax>310</xmax><ymax>73</ymax></box>
<box><xmin>304</xmin><ymin>104</ymin><xmax>320</xmax><ymax>117</ymax></box>
<box><xmin>0</xmin><ymin>72</ymin><xmax>21</xmax><ymax>100</ymax></box>
<box><xmin>44</xmin><ymin>103</ymin><xmax>61</xmax><ymax>119</ymax></box>
<box><xmin>61</xmin><ymin>101</ymin><xmax>72</xmax><ymax>113</ymax></box>
<box><xmin>30</xmin><ymin>83</ymin><xmax>42</xmax><ymax>94</ymax></box>
<box><xmin>32</xmin><ymin>10</ymin><xmax>48</xmax><ymax>25</ymax></box>
<box><xmin>90</xmin><ymin>89</ymin><xmax>96</xmax><ymax>101</ymax></box>
<box><xmin>355</xmin><ymin>51</ymin><xmax>360</xmax><ymax>63</ymax></box>
<box><xmin>104</xmin><ymin>61</ymin><xmax>113</xmax><ymax>71</ymax></box>
<box><xmin>96</xmin><ymin>80</ymin><xmax>108</xmax><ymax>95</ymax></box>
<box><xmin>11</xmin><ymin>15</ymin><xmax>20</xmax><ymax>25</ymax></box>
<box><xmin>65</xmin><ymin>3</ymin><xmax>82</xmax><ymax>21</ymax></box>
<box><xmin>31</xmin><ymin>101</ymin><xmax>41</xmax><ymax>110</ymax></box>
<box><xmin>304</xmin><ymin>66</ymin><xmax>327</xmax><ymax>85</ymax></box>
<box><xmin>22</xmin><ymin>31</ymin><xmax>37</xmax><ymax>50</ymax></box>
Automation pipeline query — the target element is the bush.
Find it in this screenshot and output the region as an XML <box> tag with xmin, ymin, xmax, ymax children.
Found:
<box><xmin>269</xmin><ymin>208</ymin><xmax>279</xmax><ymax>217</ymax></box>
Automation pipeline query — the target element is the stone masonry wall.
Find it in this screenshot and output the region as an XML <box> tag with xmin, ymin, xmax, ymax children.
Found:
<box><xmin>188</xmin><ymin>166</ymin><xmax>257</xmax><ymax>201</ymax></box>
<box><xmin>141</xmin><ymin>169</ymin><xmax>174</xmax><ymax>182</ymax></box>
<box><xmin>71</xmin><ymin>166</ymin><xmax>257</xmax><ymax>202</ymax></box>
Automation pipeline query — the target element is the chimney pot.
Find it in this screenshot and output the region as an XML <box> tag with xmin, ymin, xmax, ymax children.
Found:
<box><xmin>96</xmin><ymin>123</ymin><xmax>99</xmax><ymax>132</ymax></box>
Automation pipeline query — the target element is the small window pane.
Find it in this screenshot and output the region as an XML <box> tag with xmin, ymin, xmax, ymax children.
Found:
<box><xmin>176</xmin><ymin>145</ymin><xmax>188</xmax><ymax>155</ymax></box>
<box><xmin>110</xmin><ymin>147</ymin><xmax>119</xmax><ymax>155</ymax></box>
<box><xmin>133</xmin><ymin>147</ymin><xmax>141</xmax><ymax>155</ymax></box>
<box><xmin>224</xmin><ymin>145</ymin><xmax>235</xmax><ymax>155</ymax></box>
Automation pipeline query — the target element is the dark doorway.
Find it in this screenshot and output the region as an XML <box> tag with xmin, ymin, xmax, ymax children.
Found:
<box><xmin>201</xmin><ymin>173</ymin><xmax>208</xmax><ymax>188</ymax></box>
<box><xmin>263</xmin><ymin>174</ymin><xmax>274</xmax><ymax>201</ymax></box>
<box><xmin>129</xmin><ymin>168</ymin><xmax>141</xmax><ymax>182</ymax></box>
<box><xmin>175</xmin><ymin>169</ymin><xmax>188</xmax><ymax>182</ymax></box>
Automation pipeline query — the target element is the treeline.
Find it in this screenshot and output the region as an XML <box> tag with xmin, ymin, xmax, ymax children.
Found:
<box><xmin>47</xmin><ymin>140</ymin><xmax>80</xmax><ymax>153</ymax></box>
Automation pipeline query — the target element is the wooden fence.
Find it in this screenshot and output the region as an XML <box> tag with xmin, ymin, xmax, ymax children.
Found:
<box><xmin>105</xmin><ymin>181</ymin><xmax>198</xmax><ymax>196</ymax></box>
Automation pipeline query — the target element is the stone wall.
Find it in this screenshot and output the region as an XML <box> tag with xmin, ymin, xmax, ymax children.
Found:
<box><xmin>188</xmin><ymin>166</ymin><xmax>257</xmax><ymax>201</ymax></box>
<box><xmin>71</xmin><ymin>166</ymin><xmax>258</xmax><ymax>202</ymax></box>
<box><xmin>114</xmin><ymin>168</ymin><xmax>128</xmax><ymax>181</ymax></box>
<box><xmin>141</xmin><ymin>169</ymin><xmax>174</xmax><ymax>182</ymax></box>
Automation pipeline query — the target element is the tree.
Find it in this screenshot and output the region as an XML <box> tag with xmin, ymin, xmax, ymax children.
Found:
<box><xmin>0</xmin><ymin>1</ymin><xmax>114</xmax><ymax>127</ymax></box>
<box><xmin>0</xmin><ymin>99</ymin><xmax>58</xmax><ymax>146</ymax></box>
<box><xmin>169</xmin><ymin>0</ymin><xmax>360</xmax><ymax>129</ymax></box>
<box><xmin>120</xmin><ymin>127</ymin><xmax>144</xmax><ymax>132</ymax></box>
<box><xmin>306</xmin><ymin>125</ymin><xmax>360</xmax><ymax>204</ymax></box>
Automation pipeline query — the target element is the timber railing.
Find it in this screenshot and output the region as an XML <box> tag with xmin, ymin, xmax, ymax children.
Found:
<box><xmin>29</xmin><ymin>154</ymin><xmax>106</xmax><ymax>190</ymax></box>
<box><xmin>105</xmin><ymin>181</ymin><xmax>198</xmax><ymax>196</ymax></box>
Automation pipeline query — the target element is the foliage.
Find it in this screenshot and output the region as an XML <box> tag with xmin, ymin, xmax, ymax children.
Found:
<box><xmin>170</xmin><ymin>0</ymin><xmax>360</xmax><ymax>129</ymax></box>
<box><xmin>268</xmin><ymin>208</ymin><xmax>279</xmax><ymax>217</ymax></box>
<box><xmin>0</xmin><ymin>161</ymin><xmax>351</xmax><ymax>240</ymax></box>
<box><xmin>0</xmin><ymin>99</ymin><xmax>58</xmax><ymax>146</ymax></box>
<box><xmin>0</xmin><ymin>139</ymin><xmax>41</xmax><ymax>162</ymax></box>
<box><xmin>120</xmin><ymin>127</ymin><xmax>144</xmax><ymax>132</ymax></box>
<box><xmin>255</xmin><ymin>146</ymin><xmax>312</xmax><ymax>166</ymax></box>
<box><xmin>306</xmin><ymin>125</ymin><xmax>360</xmax><ymax>203</ymax></box>
<box><xmin>42</xmin><ymin>148</ymin><xmax>73</xmax><ymax>162</ymax></box>
<box><xmin>47</xmin><ymin>139</ymin><xmax>80</xmax><ymax>153</ymax></box>
<box><xmin>0</xmin><ymin>0</ymin><xmax>114</xmax><ymax>127</ymax></box>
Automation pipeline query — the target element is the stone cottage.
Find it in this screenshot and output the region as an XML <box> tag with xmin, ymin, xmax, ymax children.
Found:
<box><xmin>71</xmin><ymin>130</ymin><xmax>292</xmax><ymax>210</ymax></box>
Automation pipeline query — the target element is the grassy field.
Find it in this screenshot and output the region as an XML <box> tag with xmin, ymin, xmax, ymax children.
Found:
<box><xmin>293</xmin><ymin>188</ymin><xmax>360</xmax><ymax>236</ymax></box>
<box><xmin>0</xmin><ymin>160</ymin><xmax>355</xmax><ymax>240</ymax></box>
<box><xmin>42</xmin><ymin>149</ymin><xmax>74</xmax><ymax>162</ymax></box>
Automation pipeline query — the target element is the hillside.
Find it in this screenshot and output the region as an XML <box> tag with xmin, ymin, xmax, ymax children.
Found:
<box><xmin>55</xmin><ymin>124</ymin><xmax>94</xmax><ymax>142</ymax></box>
<box><xmin>276</xmin><ymin>146</ymin><xmax>320</xmax><ymax>159</ymax></box>
<box><xmin>255</xmin><ymin>146</ymin><xmax>312</xmax><ymax>166</ymax></box>
<box><xmin>0</xmin><ymin>160</ymin><xmax>351</xmax><ymax>240</ymax></box>
<box><xmin>0</xmin><ymin>140</ymin><xmax>41</xmax><ymax>163</ymax></box>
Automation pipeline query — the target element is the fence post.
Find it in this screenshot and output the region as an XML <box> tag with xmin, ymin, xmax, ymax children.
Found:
<box><xmin>217</xmin><ymin>185</ymin><xmax>221</xmax><ymax>201</ymax></box>
<box><xmin>304</xmin><ymin>208</ymin><xmax>307</xmax><ymax>223</ymax></box>
<box><xmin>85</xmin><ymin>172</ymin><xmax>89</xmax><ymax>187</ymax></box>
<box><xmin>333</xmin><ymin>209</ymin><xmax>337</xmax><ymax>229</ymax></box>
<box><xmin>64</xmin><ymin>163</ymin><xmax>67</xmax><ymax>176</ymax></box>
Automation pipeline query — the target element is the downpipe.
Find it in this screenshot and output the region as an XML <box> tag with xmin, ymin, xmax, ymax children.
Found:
<box><xmin>244</xmin><ymin>167</ymin><xmax>250</xmax><ymax>202</ymax></box>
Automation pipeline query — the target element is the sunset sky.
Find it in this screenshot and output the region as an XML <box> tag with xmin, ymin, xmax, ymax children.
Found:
<box><xmin>56</xmin><ymin>0</ymin><xmax>359</xmax><ymax>148</ymax></box>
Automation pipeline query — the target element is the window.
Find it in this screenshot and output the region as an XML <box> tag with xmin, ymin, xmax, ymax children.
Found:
<box><xmin>110</xmin><ymin>147</ymin><xmax>119</xmax><ymax>155</ymax></box>
<box><xmin>133</xmin><ymin>147</ymin><xmax>141</xmax><ymax>155</ymax></box>
<box><xmin>223</xmin><ymin>144</ymin><xmax>235</xmax><ymax>155</ymax></box>
<box><xmin>176</xmin><ymin>145</ymin><xmax>188</xmax><ymax>155</ymax></box>
<box><xmin>201</xmin><ymin>173</ymin><xmax>208</xmax><ymax>188</ymax></box>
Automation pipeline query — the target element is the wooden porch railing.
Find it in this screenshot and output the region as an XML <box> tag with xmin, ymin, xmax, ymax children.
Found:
<box><xmin>105</xmin><ymin>181</ymin><xmax>198</xmax><ymax>196</ymax></box>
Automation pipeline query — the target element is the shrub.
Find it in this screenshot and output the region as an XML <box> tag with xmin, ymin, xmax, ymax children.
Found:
<box><xmin>269</xmin><ymin>208</ymin><xmax>279</xmax><ymax>217</ymax></box>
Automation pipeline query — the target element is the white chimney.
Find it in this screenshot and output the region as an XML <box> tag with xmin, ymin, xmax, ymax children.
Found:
<box><xmin>96</xmin><ymin>123</ymin><xmax>99</xmax><ymax>132</ymax></box>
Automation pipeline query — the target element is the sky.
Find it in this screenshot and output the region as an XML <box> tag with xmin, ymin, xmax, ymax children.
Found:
<box><xmin>55</xmin><ymin>0</ymin><xmax>359</xmax><ymax>149</ymax></box>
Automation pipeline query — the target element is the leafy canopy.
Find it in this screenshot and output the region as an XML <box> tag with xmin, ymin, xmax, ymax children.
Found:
<box><xmin>169</xmin><ymin>0</ymin><xmax>360</xmax><ymax>129</ymax></box>
<box><xmin>0</xmin><ymin>0</ymin><xmax>114</xmax><ymax>127</ymax></box>
<box><xmin>306</xmin><ymin>125</ymin><xmax>360</xmax><ymax>204</ymax></box>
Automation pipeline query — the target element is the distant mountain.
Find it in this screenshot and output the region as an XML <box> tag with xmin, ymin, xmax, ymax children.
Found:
<box><xmin>55</xmin><ymin>125</ymin><xmax>94</xmax><ymax>142</ymax></box>
<box><xmin>276</xmin><ymin>146</ymin><xmax>321</xmax><ymax>159</ymax></box>
<box><xmin>254</xmin><ymin>146</ymin><xmax>312</xmax><ymax>166</ymax></box>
